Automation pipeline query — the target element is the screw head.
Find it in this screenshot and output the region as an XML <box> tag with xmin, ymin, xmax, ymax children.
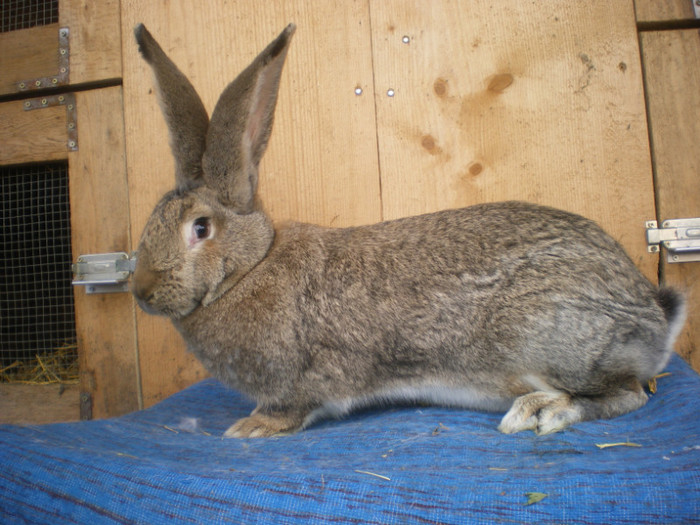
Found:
<box><xmin>402</xmin><ymin>35</ymin><xmax>410</xmax><ymax>44</ymax></box>
<box><xmin>354</xmin><ymin>87</ymin><xmax>363</xmax><ymax>95</ymax></box>
<box><xmin>387</xmin><ymin>88</ymin><xmax>395</xmax><ymax>97</ymax></box>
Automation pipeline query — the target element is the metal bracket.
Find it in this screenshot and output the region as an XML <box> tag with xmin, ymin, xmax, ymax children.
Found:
<box><xmin>23</xmin><ymin>92</ymin><xmax>78</xmax><ymax>151</ymax></box>
<box><xmin>72</xmin><ymin>252</ymin><xmax>136</xmax><ymax>294</ymax></box>
<box><xmin>646</xmin><ymin>218</ymin><xmax>700</xmax><ymax>263</ymax></box>
<box><xmin>80</xmin><ymin>391</ymin><xmax>93</xmax><ymax>421</ymax></box>
<box><xmin>17</xmin><ymin>27</ymin><xmax>70</xmax><ymax>92</ymax></box>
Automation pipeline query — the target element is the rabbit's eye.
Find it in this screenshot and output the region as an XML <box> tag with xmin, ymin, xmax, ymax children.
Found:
<box><xmin>192</xmin><ymin>217</ymin><xmax>211</xmax><ymax>240</ymax></box>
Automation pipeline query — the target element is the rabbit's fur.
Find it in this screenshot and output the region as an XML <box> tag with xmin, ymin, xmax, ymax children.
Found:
<box><xmin>132</xmin><ymin>24</ymin><xmax>686</xmax><ymax>438</ymax></box>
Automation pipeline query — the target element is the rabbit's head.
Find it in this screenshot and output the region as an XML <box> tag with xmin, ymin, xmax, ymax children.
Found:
<box><xmin>131</xmin><ymin>24</ymin><xmax>295</xmax><ymax>318</ymax></box>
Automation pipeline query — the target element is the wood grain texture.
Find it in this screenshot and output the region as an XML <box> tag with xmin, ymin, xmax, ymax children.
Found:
<box><xmin>640</xmin><ymin>30</ymin><xmax>700</xmax><ymax>371</ymax></box>
<box><xmin>60</xmin><ymin>0</ymin><xmax>122</xmax><ymax>85</ymax></box>
<box><xmin>121</xmin><ymin>0</ymin><xmax>381</xmax><ymax>407</ymax></box>
<box><xmin>0</xmin><ymin>24</ymin><xmax>59</xmax><ymax>96</ymax></box>
<box><xmin>634</xmin><ymin>0</ymin><xmax>697</xmax><ymax>22</ymax></box>
<box><xmin>0</xmin><ymin>384</ymin><xmax>79</xmax><ymax>424</ymax></box>
<box><xmin>0</xmin><ymin>0</ymin><xmax>120</xmax><ymax>96</ymax></box>
<box><xmin>369</xmin><ymin>0</ymin><xmax>658</xmax><ymax>281</ymax></box>
<box><xmin>0</xmin><ymin>100</ymin><xmax>67</xmax><ymax>164</ymax></box>
<box><xmin>71</xmin><ymin>87</ymin><xmax>140</xmax><ymax>418</ymax></box>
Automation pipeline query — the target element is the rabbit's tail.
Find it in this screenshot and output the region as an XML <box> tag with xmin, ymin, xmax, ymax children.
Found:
<box><xmin>657</xmin><ymin>288</ymin><xmax>686</xmax><ymax>338</ymax></box>
<box><xmin>655</xmin><ymin>287</ymin><xmax>687</xmax><ymax>366</ymax></box>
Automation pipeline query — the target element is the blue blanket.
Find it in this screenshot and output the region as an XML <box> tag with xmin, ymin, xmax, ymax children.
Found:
<box><xmin>1</xmin><ymin>354</ymin><xmax>699</xmax><ymax>524</ymax></box>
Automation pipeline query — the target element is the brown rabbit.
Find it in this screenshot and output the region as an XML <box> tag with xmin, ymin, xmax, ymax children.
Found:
<box><xmin>131</xmin><ymin>24</ymin><xmax>686</xmax><ymax>438</ymax></box>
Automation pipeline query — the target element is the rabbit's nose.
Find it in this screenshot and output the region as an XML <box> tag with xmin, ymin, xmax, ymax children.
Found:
<box><xmin>131</xmin><ymin>255</ymin><xmax>158</xmax><ymax>304</ymax></box>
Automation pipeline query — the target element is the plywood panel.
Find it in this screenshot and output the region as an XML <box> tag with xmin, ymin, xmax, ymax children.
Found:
<box><xmin>369</xmin><ymin>0</ymin><xmax>658</xmax><ymax>281</ymax></box>
<box><xmin>635</xmin><ymin>0</ymin><xmax>697</xmax><ymax>23</ymax></box>
<box><xmin>640</xmin><ymin>30</ymin><xmax>700</xmax><ymax>371</ymax></box>
<box><xmin>71</xmin><ymin>87</ymin><xmax>140</xmax><ymax>418</ymax></box>
<box><xmin>121</xmin><ymin>0</ymin><xmax>381</xmax><ymax>406</ymax></box>
<box><xmin>0</xmin><ymin>99</ymin><xmax>67</xmax><ymax>164</ymax></box>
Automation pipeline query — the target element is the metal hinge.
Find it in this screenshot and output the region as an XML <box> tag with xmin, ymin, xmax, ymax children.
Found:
<box><xmin>646</xmin><ymin>218</ymin><xmax>700</xmax><ymax>263</ymax></box>
<box><xmin>72</xmin><ymin>252</ymin><xmax>136</xmax><ymax>294</ymax></box>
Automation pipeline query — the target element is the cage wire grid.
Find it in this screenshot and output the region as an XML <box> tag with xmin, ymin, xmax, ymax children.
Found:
<box><xmin>0</xmin><ymin>163</ymin><xmax>78</xmax><ymax>382</ymax></box>
<box><xmin>1</xmin><ymin>0</ymin><xmax>59</xmax><ymax>33</ymax></box>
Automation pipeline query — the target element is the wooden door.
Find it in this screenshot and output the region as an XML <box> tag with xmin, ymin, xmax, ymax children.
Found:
<box><xmin>122</xmin><ymin>0</ymin><xmax>673</xmax><ymax>409</ymax></box>
<box><xmin>0</xmin><ymin>0</ymin><xmax>138</xmax><ymax>423</ymax></box>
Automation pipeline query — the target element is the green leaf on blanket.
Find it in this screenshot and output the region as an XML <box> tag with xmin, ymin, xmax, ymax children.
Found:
<box><xmin>524</xmin><ymin>492</ymin><xmax>548</xmax><ymax>506</ymax></box>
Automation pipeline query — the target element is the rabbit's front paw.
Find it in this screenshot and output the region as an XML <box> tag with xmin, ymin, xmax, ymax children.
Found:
<box><xmin>223</xmin><ymin>411</ymin><xmax>304</xmax><ymax>438</ymax></box>
<box><xmin>498</xmin><ymin>391</ymin><xmax>581</xmax><ymax>435</ymax></box>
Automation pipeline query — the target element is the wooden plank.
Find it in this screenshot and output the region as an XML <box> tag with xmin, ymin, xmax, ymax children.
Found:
<box><xmin>0</xmin><ymin>384</ymin><xmax>79</xmax><ymax>425</ymax></box>
<box><xmin>640</xmin><ymin>30</ymin><xmax>700</xmax><ymax>371</ymax></box>
<box><xmin>0</xmin><ymin>100</ymin><xmax>67</xmax><ymax>165</ymax></box>
<box><xmin>0</xmin><ymin>24</ymin><xmax>59</xmax><ymax>96</ymax></box>
<box><xmin>70</xmin><ymin>87</ymin><xmax>140</xmax><ymax>418</ymax></box>
<box><xmin>634</xmin><ymin>0</ymin><xmax>697</xmax><ymax>23</ymax></box>
<box><xmin>121</xmin><ymin>0</ymin><xmax>380</xmax><ymax>406</ymax></box>
<box><xmin>59</xmin><ymin>0</ymin><xmax>122</xmax><ymax>85</ymax></box>
<box><xmin>369</xmin><ymin>0</ymin><xmax>658</xmax><ymax>281</ymax></box>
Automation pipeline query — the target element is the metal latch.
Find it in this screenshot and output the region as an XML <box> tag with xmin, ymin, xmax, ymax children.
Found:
<box><xmin>72</xmin><ymin>252</ymin><xmax>136</xmax><ymax>294</ymax></box>
<box><xmin>646</xmin><ymin>218</ymin><xmax>700</xmax><ymax>263</ymax></box>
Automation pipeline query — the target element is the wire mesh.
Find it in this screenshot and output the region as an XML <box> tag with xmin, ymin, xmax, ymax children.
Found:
<box><xmin>0</xmin><ymin>162</ymin><xmax>77</xmax><ymax>382</ymax></box>
<box><xmin>1</xmin><ymin>0</ymin><xmax>59</xmax><ymax>33</ymax></box>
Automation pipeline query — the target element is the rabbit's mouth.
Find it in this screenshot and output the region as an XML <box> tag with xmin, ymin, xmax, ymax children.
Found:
<box><xmin>131</xmin><ymin>267</ymin><xmax>201</xmax><ymax>319</ymax></box>
<box><xmin>133</xmin><ymin>292</ymin><xmax>160</xmax><ymax>316</ymax></box>
<box><xmin>133</xmin><ymin>291</ymin><xmax>200</xmax><ymax>320</ymax></box>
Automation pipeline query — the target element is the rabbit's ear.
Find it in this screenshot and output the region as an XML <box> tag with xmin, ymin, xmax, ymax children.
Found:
<box><xmin>134</xmin><ymin>24</ymin><xmax>209</xmax><ymax>191</ymax></box>
<box><xmin>202</xmin><ymin>24</ymin><xmax>296</xmax><ymax>213</ymax></box>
